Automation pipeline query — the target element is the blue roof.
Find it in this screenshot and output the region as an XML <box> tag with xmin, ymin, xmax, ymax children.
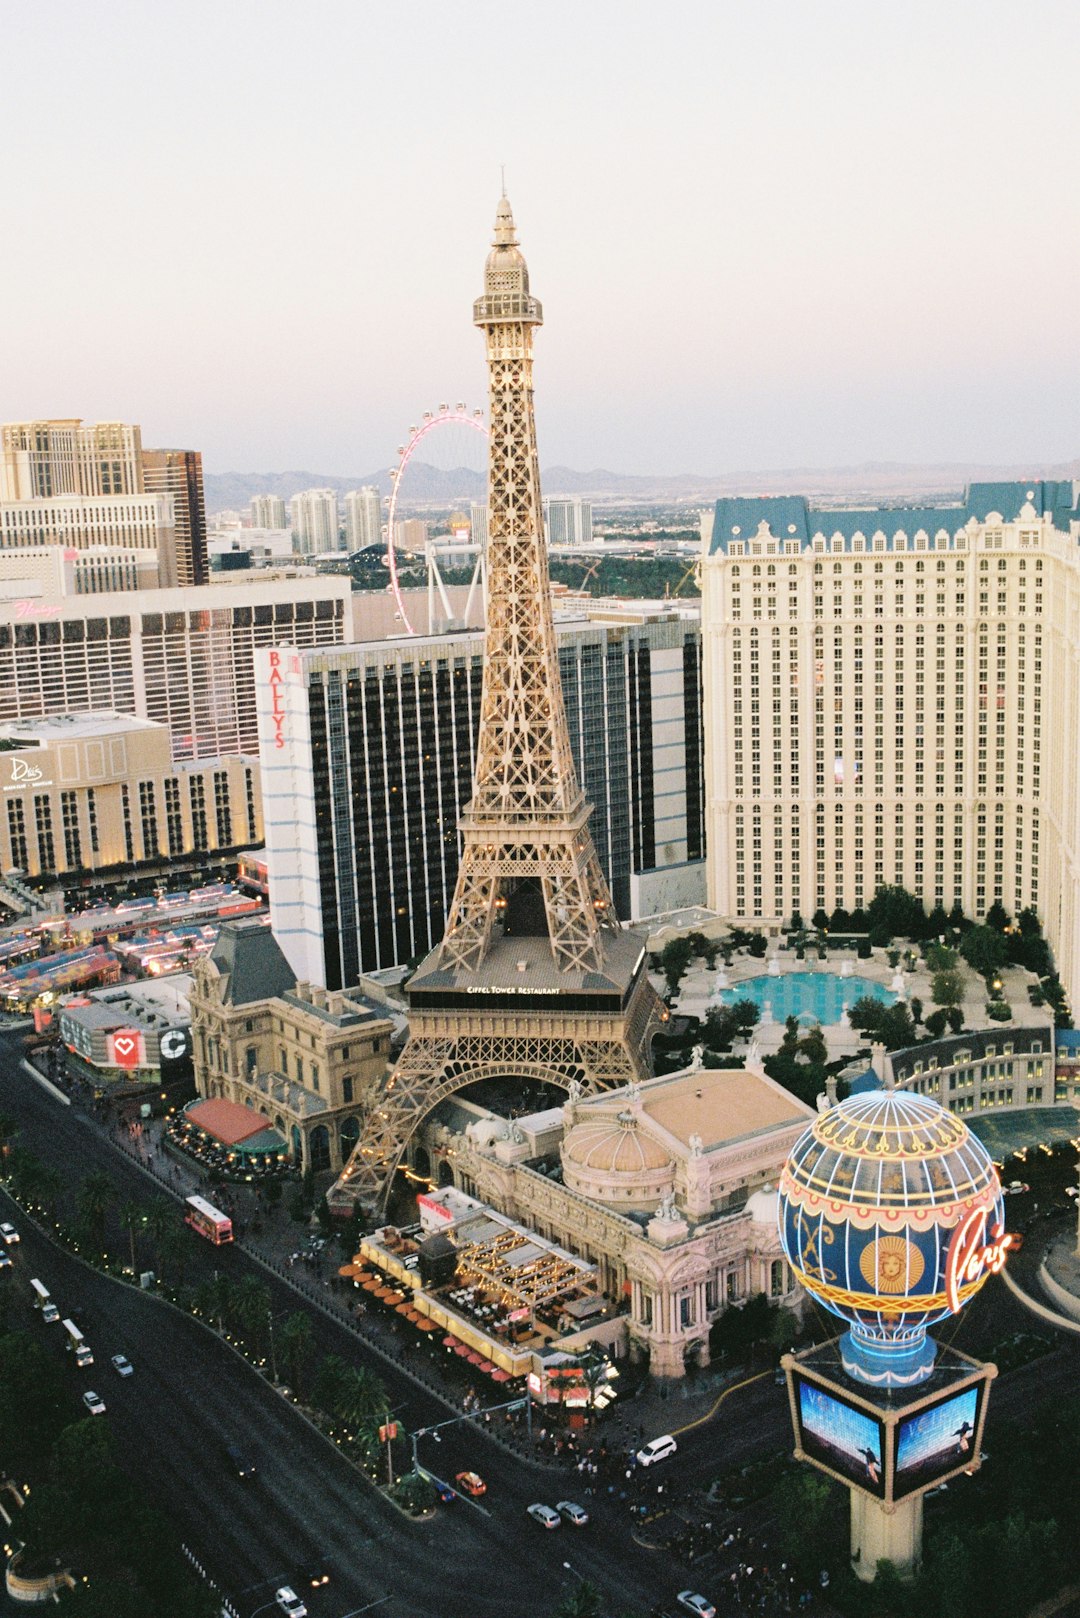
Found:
<box><xmin>709</xmin><ymin>480</ymin><xmax>1080</xmax><ymax>555</ymax></box>
<box><xmin>1054</xmin><ymin>1029</ymin><xmax>1080</xmax><ymax>1053</ymax></box>
<box><xmin>848</xmin><ymin>1068</ymin><xmax>882</xmax><ymax>1095</ymax></box>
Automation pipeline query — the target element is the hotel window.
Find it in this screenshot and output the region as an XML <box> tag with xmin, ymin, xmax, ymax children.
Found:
<box><xmin>726</xmin><ymin>1270</ymin><xmax>741</xmax><ymax>1303</ymax></box>
<box><xmin>770</xmin><ymin>1260</ymin><xmax>786</xmax><ymax>1297</ymax></box>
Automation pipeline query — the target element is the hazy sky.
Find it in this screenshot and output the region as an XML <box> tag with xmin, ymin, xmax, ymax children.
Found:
<box><xmin>3</xmin><ymin>0</ymin><xmax>1078</xmax><ymax>477</ymax></box>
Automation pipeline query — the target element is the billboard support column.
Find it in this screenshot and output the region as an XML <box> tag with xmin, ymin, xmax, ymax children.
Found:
<box><xmin>850</xmin><ymin>1491</ymin><xmax>923</xmax><ymax>1583</ymax></box>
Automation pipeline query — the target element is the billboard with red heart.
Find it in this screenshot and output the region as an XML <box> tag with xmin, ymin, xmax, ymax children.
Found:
<box><xmin>109</xmin><ymin>1029</ymin><xmax>146</xmax><ymax>1069</ymax></box>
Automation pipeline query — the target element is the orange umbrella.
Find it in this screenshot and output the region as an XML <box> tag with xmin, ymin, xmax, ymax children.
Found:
<box><xmin>395</xmin><ymin>1301</ymin><xmax>412</xmax><ymax>1314</ymax></box>
<box><xmin>338</xmin><ymin>1263</ymin><xmax>358</xmax><ymax>1278</ymax></box>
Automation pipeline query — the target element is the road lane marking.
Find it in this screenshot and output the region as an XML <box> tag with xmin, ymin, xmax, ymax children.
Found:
<box><xmin>669</xmin><ymin>1370</ymin><xmax>769</xmax><ymax>1436</ymax></box>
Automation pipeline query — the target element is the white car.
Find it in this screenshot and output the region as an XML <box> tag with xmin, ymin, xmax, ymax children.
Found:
<box><xmin>636</xmin><ymin>1433</ymin><xmax>677</xmax><ymax>1466</ymax></box>
<box><xmin>526</xmin><ymin>1503</ymin><xmax>561</xmax><ymax>1530</ymax></box>
<box><xmin>556</xmin><ymin>1500</ymin><xmax>589</xmax><ymax>1526</ymax></box>
<box><xmin>0</xmin><ymin>1223</ymin><xmax>19</xmax><ymax>1245</ymax></box>
<box><xmin>82</xmin><ymin>1390</ymin><xmax>106</xmax><ymax>1416</ymax></box>
<box><xmin>677</xmin><ymin>1594</ymin><xmax>716</xmax><ymax>1618</ymax></box>
<box><xmin>111</xmin><ymin>1354</ymin><xmax>134</xmax><ymax>1377</ymax></box>
<box><xmin>275</xmin><ymin>1589</ymin><xmax>308</xmax><ymax>1618</ymax></box>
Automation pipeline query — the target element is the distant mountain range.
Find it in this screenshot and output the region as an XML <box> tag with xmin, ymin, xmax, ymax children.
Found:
<box><xmin>205</xmin><ymin>457</ymin><xmax>1080</xmax><ymax>515</ymax></box>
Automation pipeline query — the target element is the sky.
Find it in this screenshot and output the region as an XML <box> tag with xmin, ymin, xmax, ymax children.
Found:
<box><xmin>2</xmin><ymin>0</ymin><xmax>1078</xmax><ymax>478</ymax></box>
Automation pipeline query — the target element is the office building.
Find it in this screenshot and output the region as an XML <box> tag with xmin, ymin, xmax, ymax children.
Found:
<box><xmin>700</xmin><ymin>480</ymin><xmax>1080</xmax><ymax>1008</ymax></box>
<box><xmin>0</xmin><ymin>712</ymin><xmax>261</xmax><ymax>880</ymax></box>
<box><xmin>469</xmin><ymin>502</ymin><xmax>489</xmax><ymax>548</ymax></box>
<box><xmin>546</xmin><ymin>497</ymin><xmax>593</xmax><ymax>548</ymax></box>
<box><xmin>0</xmin><ymin>575</ymin><xmax>350</xmax><ymax>762</ymax></box>
<box><xmin>1</xmin><ymin>420</ymin><xmax>142</xmax><ymax>500</ymax></box>
<box><xmin>344</xmin><ymin>486</ymin><xmax>382</xmax><ymax>551</ymax></box>
<box><xmin>393</xmin><ymin>518</ymin><xmax>428</xmax><ymax>552</ymax></box>
<box><xmin>141</xmin><ymin>448</ymin><xmax>209</xmax><ymax>587</ymax></box>
<box><xmin>250</xmin><ymin>494</ymin><xmax>288</xmax><ymax>531</ymax></box>
<box><xmin>291</xmin><ymin>489</ymin><xmax>339</xmax><ymax>554</ymax></box>
<box><xmin>0</xmin><ymin>546</ymin><xmax>158</xmax><ymax>597</ymax></box>
<box><xmin>259</xmin><ymin>597</ymin><xmax>703</xmax><ymax>987</ymax></box>
<box><xmin>0</xmin><ymin>491</ymin><xmax>175</xmax><ymax>580</ymax></box>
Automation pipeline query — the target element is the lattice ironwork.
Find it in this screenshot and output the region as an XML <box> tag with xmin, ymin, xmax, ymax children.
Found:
<box><xmin>327</xmin><ymin>198</ymin><xmax>663</xmax><ymax>1217</ymax></box>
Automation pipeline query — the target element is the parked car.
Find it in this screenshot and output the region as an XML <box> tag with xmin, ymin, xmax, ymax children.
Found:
<box><xmin>556</xmin><ymin>1500</ymin><xmax>589</xmax><ymax>1526</ymax></box>
<box><xmin>636</xmin><ymin>1434</ymin><xmax>677</xmax><ymax>1467</ymax></box>
<box><xmin>0</xmin><ymin>1223</ymin><xmax>19</xmax><ymax>1244</ymax></box>
<box><xmin>676</xmin><ymin>1594</ymin><xmax>716</xmax><ymax>1618</ymax></box>
<box><xmin>527</xmin><ymin>1503</ymin><xmax>561</xmax><ymax>1530</ymax></box>
<box><xmin>433</xmin><ymin>1479</ymin><xmax>457</xmax><ymax>1503</ymax></box>
<box><xmin>454</xmin><ymin>1470</ymin><xmax>486</xmax><ymax>1497</ymax></box>
<box><xmin>111</xmin><ymin>1354</ymin><xmax>134</xmax><ymax>1377</ymax></box>
<box><xmin>82</xmin><ymin>1390</ymin><xmax>106</xmax><ymax>1416</ymax></box>
<box><xmin>275</xmin><ymin>1589</ymin><xmax>308</xmax><ymax>1618</ymax></box>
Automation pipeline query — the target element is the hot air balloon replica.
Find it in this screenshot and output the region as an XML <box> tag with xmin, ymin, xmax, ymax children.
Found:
<box><xmin>777</xmin><ymin>1079</ymin><xmax>1016</xmax><ymax>1581</ymax></box>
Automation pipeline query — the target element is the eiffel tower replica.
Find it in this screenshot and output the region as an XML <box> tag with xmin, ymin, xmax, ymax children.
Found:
<box><xmin>328</xmin><ymin>196</ymin><xmax>664</xmax><ymax>1216</ymax></box>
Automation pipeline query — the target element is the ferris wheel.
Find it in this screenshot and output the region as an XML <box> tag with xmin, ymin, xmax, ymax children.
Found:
<box><xmin>386</xmin><ymin>403</ymin><xmax>489</xmax><ymax>634</ymax></box>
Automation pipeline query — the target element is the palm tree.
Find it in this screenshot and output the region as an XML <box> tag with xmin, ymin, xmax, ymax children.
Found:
<box><xmin>340</xmin><ymin>1365</ymin><xmax>389</xmax><ymax>1451</ymax></box>
<box><xmin>0</xmin><ymin>1110</ymin><xmax>18</xmax><ymax>1165</ymax></box>
<box><xmin>156</xmin><ymin>1221</ymin><xmax>189</xmax><ymax>1286</ymax></box>
<box><xmin>552</xmin><ymin>1581</ymin><xmax>604</xmax><ymax>1618</ymax></box>
<box><xmin>232</xmin><ymin>1274</ymin><xmax>271</xmax><ymax>1355</ymax></box>
<box><xmin>77</xmin><ymin>1171</ymin><xmax>115</xmax><ymax>1249</ymax></box>
<box><xmin>119</xmin><ymin>1200</ymin><xmax>145</xmax><ymax>1274</ymax></box>
<box><xmin>311</xmin><ymin>1354</ymin><xmax>353</xmax><ymax>1422</ymax></box>
<box><xmin>193</xmin><ymin>1272</ymin><xmax>232</xmax><ymax>1334</ymax></box>
<box><xmin>280</xmin><ymin>1312</ymin><xmax>315</xmax><ymax>1395</ymax></box>
<box><xmin>142</xmin><ymin>1199</ymin><xmax>173</xmax><ymax>1269</ymax></box>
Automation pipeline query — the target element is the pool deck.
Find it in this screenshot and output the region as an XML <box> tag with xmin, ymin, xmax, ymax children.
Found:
<box><xmin>658</xmin><ymin>946</ymin><xmax>1049</xmax><ymax>1062</ymax></box>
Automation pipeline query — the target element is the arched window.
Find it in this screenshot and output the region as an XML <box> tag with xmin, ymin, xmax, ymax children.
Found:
<box><xmin>309</xmin><ymin>1124</ymin><xmax>331</xmax><ymax>1171</ymax></box>
<box><xmin>339</xmin><ymin>1114</ymin><xmax>360</xmax><ymax>1162</ymax></box>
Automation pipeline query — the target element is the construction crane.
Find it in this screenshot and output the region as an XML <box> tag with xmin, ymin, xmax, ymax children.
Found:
<box><xmin>664</xmin><ymin>558</ymin><xmax>700</xmax><ymax>598</ymax></box>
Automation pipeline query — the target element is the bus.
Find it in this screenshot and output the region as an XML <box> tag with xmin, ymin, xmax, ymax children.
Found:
<box><xmin>30</xmin><ymin>1278</ymin><xmax>60</xmax><ymax>1323</ymax></box>
<box><xmin>62</xmin><ymin>1318</ymin><xmax>94</xmax><ymax>1367</ymax></box>
<box><xmin>184</xmin><ymin>1195</ymin><xmax>233</xmax><ymax>1245</ymax></box>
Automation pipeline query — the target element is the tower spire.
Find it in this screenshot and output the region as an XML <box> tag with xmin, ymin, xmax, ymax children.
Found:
<box><xmin>437</xmin><ymin>198</ymin><xmax>620</xmax><ymax>974</ymax></box>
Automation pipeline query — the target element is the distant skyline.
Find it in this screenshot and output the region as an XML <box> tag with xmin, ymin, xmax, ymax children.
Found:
<box><xmin>2</xmin><ymin>0</ymin><xmax>1078</xmax><ymax>478</ymax></box>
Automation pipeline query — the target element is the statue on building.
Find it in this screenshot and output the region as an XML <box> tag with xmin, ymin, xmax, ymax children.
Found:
<box><xmin>689</xmin><ymin>1043</ymin><xmax>704</xmax><ymax>1072</ymax></box>
<box><xmin>656</xmin><ymin>1190</ymin><xmax>679</xmax><ymax>1221</ymax></box>
<box><xmin>688</xmin><ymin>1131</ymin><xmax>704</xmax><ymax>1158</ymax></box>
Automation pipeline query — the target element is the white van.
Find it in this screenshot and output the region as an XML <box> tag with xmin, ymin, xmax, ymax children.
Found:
<box><xmin>636</xmin><ymin>1434</ymin><xmax>677</xmax><ymax>1467</ymax></box>
<box><xmin>30</xmin><ymin>1278</ymin><xmax>60</xmax><ymax>1324</ymax></box>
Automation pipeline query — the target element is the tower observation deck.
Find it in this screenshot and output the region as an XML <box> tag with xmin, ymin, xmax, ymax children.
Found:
<box><xmin>328</xmin><ymin>197</ymin><xmax>663</xmax><ymax>1217</ymax></box>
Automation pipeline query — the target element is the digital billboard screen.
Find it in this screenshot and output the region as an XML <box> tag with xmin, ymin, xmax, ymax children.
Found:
<box><xmin>795</xmin><ymin>1377</ymin><xmax>886</xmax><ymax>1499</ymax></box>
<box><xmin>893</xmin><ymin>1382</ymin><xmax>984</xmax><ymax>1499</ymax></box>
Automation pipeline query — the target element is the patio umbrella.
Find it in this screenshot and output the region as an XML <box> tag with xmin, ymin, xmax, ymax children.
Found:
<box><xmin>491</xmin><ymin>1369</ymin><xmax>510</xmax><ymax>1382</ymax></box>
<box><xmin>416</xmin><ymin>1318</ymin><xmax>436</xmax><ymax>1331</ymax></box>
<box><xmin>443</xmin><ymin>1335</ymin><xmax>459</xmax><ymax>1348</ymax></box>
<box><xmin>465</xmin><ymin>1350</ymin><xmax>484</xmax><ymax>1366</ymax></box>
<box><xmin>338</xmin><ymin>1264</ymin><xmax>358</xmax><ymax>1278</ymax></box>
<box><xmin>477</xmin><ymin>1360</ymin><xmax>496</xmax><ymax>1374</ymax></box>
<box><xmin>395</xmin><ymin>1302</ymin><xmax>412</xmax><ymax>1314</ymax></box>
<box><xmin>362</xmin><ymin>1279</ymin><xmax>381</xmax><ymax>1291</ymax></box>
<box><xmin>384</xmin><ymin>1291</ymin><xmax>405</xmax><ymax>1305</ymax></box>
<box><xmin>454</xmin><ymin>1344</ymin><xmax>472</xmax><ymax>1357</ymax></box>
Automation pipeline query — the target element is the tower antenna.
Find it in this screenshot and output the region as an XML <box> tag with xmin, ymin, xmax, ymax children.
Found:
<box><xmin>500</xmin><ymin>163</ymin><xmax>506</xmax><ymax>198</ymax></box>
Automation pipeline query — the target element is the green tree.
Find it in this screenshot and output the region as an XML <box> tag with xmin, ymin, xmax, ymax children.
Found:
<box><xmin>281</xmin><ymin>1311</ymin><xmax>315</xmax><ymax>1394</ymax></box>
<box><xmin>192</xmin><ymin>1272</ymin><xmax>231</xmax><ymax>1333</ymax></box>
<box><xmin>231</xmin><ymin>1273</ymin><xmax>272</xmax><ymax>1353</ymax></box>
<box><xmin>551</xmin><ymin>1581</ymin><xmax>604</xmax><ymax>1618</ymax></box>
<box><xmin>985</xmin><ymin>899</ymin><xmax>1011</xmax><ymax>932</ymax></box>
<box><xmin>659</xmin><ymin>936</ymin><xmax>694</xmax><ymax>994</ymax></box>
<box><xmin>76</xmin><ymin>1170</ymin><xmax>115</xmax><ymax>1248</ymax></box>
<box><xmin>931</xmin><ymin>969</ymin><xmax>965</xmax><ymax>1008</ymax></box>
<box><xmin>141</xmin><ymin>1198</ymin><xmax>174</xmax><ymax>1268</ymax></box>
<box><xmin>869</xmin><ymin>884</ymin><xmax>927</xmax><ymax>939</ymax></box>
<box><xmin>926</xmin><ymin>942</ymin><xmax>958</xmax><ymax>972</ymax></box>
<box><xmin>0</xmin><ymin>1332</ymin><xmax>68</xmax><ymax>1475</ymax></box>
<box><xmin>312</xmin><ymin>1354</ymin><xmax>353</xmax><ymax>1420</ymax></box>
<box><xmin>773</xmin><ymin>1470</ymin><xmax>833</xmax><ymax>1570</ymax></box>
<box><xmin>959</xmin><ymin>925</ymin><xmax>1007</xmax><ymax>977</ymax></box>
<box><xmin>119</xmin><ymin>1200</ymin><xmax>145</xmax><ymax>1274</ymax></box>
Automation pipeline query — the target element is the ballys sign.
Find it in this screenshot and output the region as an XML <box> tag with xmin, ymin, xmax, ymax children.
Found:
<box><xmin>9</xmin><ymin>758</ymin><xmax>44</xmax><ymax>785</ymax></box>
<box><xmin>944</xmin><ymin>1205</ymin><xmax>1020</xmax><ymax>1314</ymax></box>
<box><xmin>266</xmin><ymin>649</ymin><xmax>302</xmax><ymax>750</ymax></box>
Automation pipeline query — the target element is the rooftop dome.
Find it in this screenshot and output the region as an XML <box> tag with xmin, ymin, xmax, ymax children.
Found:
<box><xmin>561</xmin><ymin>1110</ymin><xmax>675</xmax><ymax>1212</ymax></box>
<box><xmin>563</xmin><ymin>1111</ymin><xmax>673</xmax><ymax>1175</ymax></box>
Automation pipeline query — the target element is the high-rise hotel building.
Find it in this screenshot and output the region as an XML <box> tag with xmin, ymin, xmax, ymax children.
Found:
<box><xmin>257</xmin><ymin>603</ymin><xmax>705</xmax><ymax>986</ymax></box>
<box><xmin>701</xmin><ymin>481</ymin><xmax>1080</xmax><ymax>1001</ymax></box>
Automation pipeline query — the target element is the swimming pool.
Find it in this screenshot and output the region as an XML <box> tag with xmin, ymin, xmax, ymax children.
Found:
<box><xmin>714</xmin><ymin>971</ymin><xmax>896</xmax><ymax>1026</ymax></box>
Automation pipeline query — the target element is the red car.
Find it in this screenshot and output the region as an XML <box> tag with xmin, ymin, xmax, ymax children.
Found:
<box><xmin>454</xmin><ymin>1470</ymin><xmax>486</xmax><ymax>1497</ymax></box>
